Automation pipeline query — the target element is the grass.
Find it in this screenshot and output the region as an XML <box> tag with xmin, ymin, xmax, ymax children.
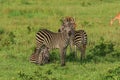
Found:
<box><xmin>0</xmin><ymin>0</ymin><xmax>120</xmax><ymax>80</ymax></box>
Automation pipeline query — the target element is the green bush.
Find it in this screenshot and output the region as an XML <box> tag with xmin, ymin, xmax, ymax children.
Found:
<box><xmin>103</xmin><ymin>66</ymin><xmax>120</xmax><ymax>80</ymax></box>
<box><xmin>18</xmin><ymin>68</ymin><xmax>57</xmax><ymax>80</ymax></box>
<box><xmin>50</xmin><ymin>51</ymin><xmax>60</xmax><ymax>62</ymax></box>
<box><xmin>66</xmin><ymin>52</ymin><xmax>76</xmax><ymax>62</ymax></box>
<box><xmin>111</xmin><ymin>51</ymin><xmax>120</xmax><ymax>58</ymax></box>
<box><xmin>89</xmin><ymin>39</ymin><xmax>114</xmax><ymax>57</ymax></box>
<box><xmin>86</xmin><ymin>38</ymin><xmax>117</xmax><ymax>62</ymax></box>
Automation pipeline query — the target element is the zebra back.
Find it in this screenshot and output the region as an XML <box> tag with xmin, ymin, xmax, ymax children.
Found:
<box><xmin>36</xmin><ymin>29</ymin><xmax>72</xmax><ymax>50</ymax></box>
<box><xmin>74</xmin><ymin>30</ymin><xmax>87</xmax><ymax>46</ymax></box>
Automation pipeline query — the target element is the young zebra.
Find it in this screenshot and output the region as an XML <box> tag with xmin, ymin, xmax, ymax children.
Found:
<box><xmin>58</xmin><ymin>17</ymin><xmax>87</xmax><ymax>60</ymax></box>
<box><xmin>59</xmin><ymin>16</ymin><xmax>77</xmax><ymax>29</ymax></box>
<box><xmin>32</xmin><ymin>26</ymin><xmax>74</xmax><ymax>66</ymax></box>
<box><xmin>30</xmin><ymin>46</ymin><xmax>50</xmax><ymax>65</ymax></box>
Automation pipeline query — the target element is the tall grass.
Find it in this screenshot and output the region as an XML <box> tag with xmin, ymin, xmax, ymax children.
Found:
<box><xmin>0</xmin><ymin>0</ymin><xmax>120</xmax><ymax>80</ymax></box>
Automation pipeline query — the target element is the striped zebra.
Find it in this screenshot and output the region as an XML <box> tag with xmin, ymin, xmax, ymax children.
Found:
<box><xmin>59</xmin><ymin>16</ymin><xmax>77</xmax><ymax>30</ymax></box>
<box><xmin>58</xmin><ymin>17</ymin><xmax>87</xmax><ymax>60</ymax></box>
<box><xmin>31</xmin><ymin>26</ymin><xmax>74</xmax><ymax>66</ymax></box>
<box><xmin>30</xmin><ymin>45</ymin><xmax>50</xmax><ymax>65</ymax></box>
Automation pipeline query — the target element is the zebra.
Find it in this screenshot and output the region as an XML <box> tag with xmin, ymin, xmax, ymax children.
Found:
<box><xmin>32</xmin><ymin>26</ymin><xmax>74</xmax><ymax>66</ymax></box>
<box><xmin>58</xmin><ymin>17</ymin><xmax>87</xmax><ymax>61</ymax></box>
<box><xmin>59</xmin><ymin>16</ymin><xmax>77</xmax><ymax>30</ymax></box>
<box><xmin>30</xmin><ymin>45</ymin><xmax>50</xmax><ymax>65</ymax></box>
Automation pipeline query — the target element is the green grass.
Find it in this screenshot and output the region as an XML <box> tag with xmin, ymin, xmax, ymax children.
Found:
<box><xmin>0</xmin><ymin>0</ymin><xmax>120</xmax><ymax>80</ymax></box>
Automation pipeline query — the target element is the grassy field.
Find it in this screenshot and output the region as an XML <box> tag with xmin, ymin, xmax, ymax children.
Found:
<box><xmin>0</xmin><ymin>0</ymin><xmax>120</xmax><ymax>80</ymax></box>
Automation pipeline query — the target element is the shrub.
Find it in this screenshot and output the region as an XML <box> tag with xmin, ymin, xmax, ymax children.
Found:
<box><xmin>89</xmin><ymin>39</ymin><xmax>114</xmax><ymax>57</ymax></box>
<box><xmin>18</xmin><ymin>68</ymin><xmax>57</xmax><ymax>80</ymax></box>
<box><xmin>50</xmin><ymin>50</ymin><xmax>60</xmax><ymax>62</ymax></box>
<box><xmin>87</xmin><ymin>38</ymin><xmax>116</xmax><ymax>62</ymax></box>
<box><xmin>103</xmin><ymin>66</ymin><xmax>120</xmax><ymax>80</ymax></box>
<box><xmin>66</xmin><ymin>52</ymin><xmax>76</xmax><ymax>62</ymax></box>
<box><xmin>111</xmin><ymin>51</ymin><xmax>120</xmax><ymax>58</ymax></box>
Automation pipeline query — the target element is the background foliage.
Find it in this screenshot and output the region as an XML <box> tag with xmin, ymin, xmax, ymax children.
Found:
<box><xmin>0</xmin><ymin>0</ymin><xmax>120</xmax><ymax>80</ymax></box>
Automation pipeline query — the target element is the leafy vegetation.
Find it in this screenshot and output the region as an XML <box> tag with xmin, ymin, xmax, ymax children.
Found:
<box><xmin>0</xmin><ymin>0</ymin><xmax>120</xmax><ymax>80</ymax></box>
<box><xmin>86</xmin><ymin>38</ymin><xmax>120</xmax><ymax>63</ymax></box>
<box><xmin>103</xmin><ymin>66</ymin><xmax>120</xmax><ymax>80</ymax></box>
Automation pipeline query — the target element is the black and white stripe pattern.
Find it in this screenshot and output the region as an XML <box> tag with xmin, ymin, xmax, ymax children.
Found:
<box><xmin>72</xmin><ymin>30</ymin><xmax>87</xmax><ymax>46</ymax></box>
<box><xmin>31</xmin><ymin>28</ymin><xmax>73</xmax><ymax>66</ymax></box>
<box><xmin>71</xmin><ymin>30</ymin><xmax>87</xmax><ymax>60</ymax></box>
<box><xmin>58</xmin><ymin>17</ymin><xmax>87</xmax><ymax>60</ymax></box>
<box><xmin>36</xmin><ymin>29</ymin><xmax>70</xmax><ymax>50</ymax></box>
<box><xmin>30</xmin><ymin>46</ymin><xmax>50</xmax><ymax>65</ymax></box>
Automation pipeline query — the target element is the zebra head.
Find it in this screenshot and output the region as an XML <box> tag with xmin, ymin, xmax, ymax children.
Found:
<box><xmin>30</xmin><ymin>46</ymin><xmax>50</xmax><ymax>64</ymax></box>
<box><xmin>58</xmin><ymin>17</ymin><xmax>76</xmax><ymax>36</ymax></box>
<box><xmin>29</xmin><ymin>48</ymin><xmax>38</xmax><ymax>63</ymax></box>
<box><xmin>58</xmin><ymin>17</ymin><xmax>76</xmax><ymax>32</ymax></box>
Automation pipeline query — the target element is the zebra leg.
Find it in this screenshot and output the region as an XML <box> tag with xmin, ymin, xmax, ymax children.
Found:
<box><xmin>79</xmin><ymin>45</ymin><xmax>86</xmax><ymax>61</ymax></box>
<box><xmin>69</xmin><ymin>38</ymin><xmax>74</xmax><ymax>53</ymax></box>
<box><xmin>69</xmin><ymin>44</ymin><xmax>73</xmax><ymax>53</ymax></box>
<box><xmin>60</xmin><ymin>48</ymin><xmax>66</xmax><ymax>66</ymax></box>
<box><xmin>69</xmin><ymin>42</ymin><xmax>77</xmax><ymax>59</ymax></box>
<box><xmin>74</xmin><ymin>45</ymin><xmax>77</xmax><ymax>58</ymax></box>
